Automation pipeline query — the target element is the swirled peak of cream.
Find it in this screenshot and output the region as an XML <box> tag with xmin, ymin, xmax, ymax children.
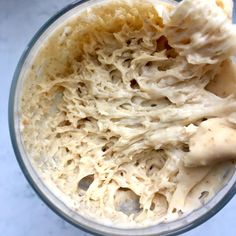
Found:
<box><xmin>20</xmin><ymin>0</ymin><xmax>236</xmax><ymax>227</ymax></box>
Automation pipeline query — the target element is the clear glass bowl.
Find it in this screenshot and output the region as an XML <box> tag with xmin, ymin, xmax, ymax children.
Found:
<box><xmin>9</xmin><ymin>0</ymin><xmax>236</xmax><ymax>235</ymax></box>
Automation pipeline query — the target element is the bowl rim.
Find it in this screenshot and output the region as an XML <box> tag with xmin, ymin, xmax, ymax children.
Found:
<box><xmin>8</xmin><ymin>0</ymin><xmax>236</xmax><ymax>235</ymax></box>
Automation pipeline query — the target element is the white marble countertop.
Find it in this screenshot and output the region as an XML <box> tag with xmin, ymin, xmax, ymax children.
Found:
<box><xmin>0</xmin><ymin>0</ymin><xmax>236</xmax><ymax>235</ymax></box>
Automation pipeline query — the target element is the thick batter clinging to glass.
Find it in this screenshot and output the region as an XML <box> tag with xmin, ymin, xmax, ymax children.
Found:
<box><xmin>21</xmin><ymin>0</ymin><xmax>236</xmax><ymax>226</ymax></box>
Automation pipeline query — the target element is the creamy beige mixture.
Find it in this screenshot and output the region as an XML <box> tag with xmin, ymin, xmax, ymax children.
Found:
<box><xmin>20</xmin><ymin>0</ymin><xmax>236</xmax><ymax>227</ymax></box>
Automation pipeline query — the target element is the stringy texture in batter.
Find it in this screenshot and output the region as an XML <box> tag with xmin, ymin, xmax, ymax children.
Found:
<box><xmin>20</xmin><ymin>0</ymin><xmax>236</xmax><ymax>226</ymax></box>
